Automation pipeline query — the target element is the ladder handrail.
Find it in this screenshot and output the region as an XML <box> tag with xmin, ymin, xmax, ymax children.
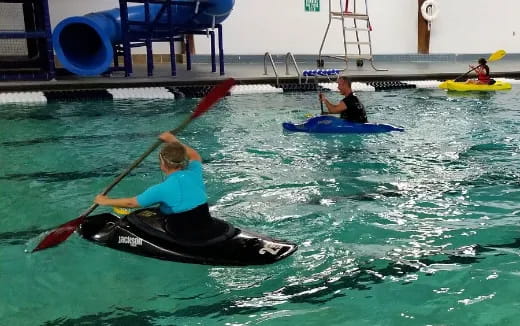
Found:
<box><xmin>285</xmin><ymin>52</ymin><xmax>301</xmax><ymax>84</ymax></box>
<box><xmin>263</xmin><ymin>52</ymin><xmax>279</xmax><ymax>86</ymax></box>
<box><xmin>352</xmin><ymin>0</ymin><xmax>362</xmax><ymax>55</ymax></box>
<box><xmin>339</xmin><ymin>0</ymin><xmax>348</xmax><ymax>65</ymax></box>
<box><xmin>318</xmin><ymin>0</ymin><xmax>334</xmax><ymax>64</ymax></box>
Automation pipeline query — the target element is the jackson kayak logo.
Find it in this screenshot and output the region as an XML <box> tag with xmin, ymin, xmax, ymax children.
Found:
<box><xmin>118</xmin><ymin>236</ymin><xmax>143</xmax><ymax>247</ymax></box>
<box><xmin>259</xmin><ymin>242</ymin><xmax>283</xmax><ymax>255</ymax></box>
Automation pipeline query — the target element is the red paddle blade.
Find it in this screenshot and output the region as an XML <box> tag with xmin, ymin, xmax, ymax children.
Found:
<box><xmin>32</xmin><ymin>216</ymin><xmax>84</xmax><ymax>252</ymax></box>
<box><xmin>191</xmin><ymin>78</ymin><xmax>236</xmax><ymax>119</ymax></box>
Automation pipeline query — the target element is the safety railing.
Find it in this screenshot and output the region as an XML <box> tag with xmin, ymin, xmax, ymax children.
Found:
<box><xmin>263</xmin><ymin>52</ymin><xmax>279</xmax><ymax>86</ymax></box>
<box><xmin>285</xmin><ymin>52</ymin><xmax>301</xmax><ymax>84</ymax></box>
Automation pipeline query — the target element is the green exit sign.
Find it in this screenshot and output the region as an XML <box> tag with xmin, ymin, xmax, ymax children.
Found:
<box><xmin>305</xmin><ymin>0</ymin><xmax>320</xmax><ymax>12</ymax></box>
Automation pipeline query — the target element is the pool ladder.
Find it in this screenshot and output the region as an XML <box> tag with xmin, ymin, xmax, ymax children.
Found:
<box><xmin>264</xmin><ymin>52</ymin><xmax>302</xmax><ymax>85</ymax></box>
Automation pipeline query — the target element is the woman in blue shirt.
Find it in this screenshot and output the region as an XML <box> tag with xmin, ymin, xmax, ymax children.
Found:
<box><xmin>94</xmin><ymin>131</ymin><xmax>210</xmax><ymax>235</ymax></box>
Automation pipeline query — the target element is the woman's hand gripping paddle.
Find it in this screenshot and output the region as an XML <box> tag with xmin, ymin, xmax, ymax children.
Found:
<box><xmin>454</xmin><ymin>50</ymin><xmax>506</xmax><ymax>82</ymax></box>
<box><xmin>32</xmin><ymin>78</ymin><xmax>236</xmax><ymax>252</ymax></box>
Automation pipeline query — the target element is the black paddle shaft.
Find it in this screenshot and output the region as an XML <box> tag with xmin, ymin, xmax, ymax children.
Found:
<box><xmin>315</xmin><ymin>75</ymin><xmax>324</xmax><ymax>115</ymax></box>
<box><xmin>454</xmin><ymin>64</ymin><xmax>484</xmax><ymax>82</ymax></box>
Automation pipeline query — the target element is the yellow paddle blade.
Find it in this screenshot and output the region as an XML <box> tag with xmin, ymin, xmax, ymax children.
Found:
<box><xmin>113</xmin><ymin>207</ymin><xmax>132</xmax><ymax>216</ymax></box>
<box><xmin>304</xmin><ymin>113</ymin><xmax>314</xmax><ymax>118</ymax></box>
<box><xmin>488</xmin><ymin>50</ymin><xmax>506</xmax><ymax>62</ymax></box>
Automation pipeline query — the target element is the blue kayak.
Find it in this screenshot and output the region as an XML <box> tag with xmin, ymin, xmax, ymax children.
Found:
<box><xmin>282</xmin><ymin>116</ymin><xmax>404</xmax><ymax>134</ymax></box>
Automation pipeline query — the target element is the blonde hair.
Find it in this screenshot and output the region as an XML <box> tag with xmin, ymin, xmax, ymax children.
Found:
<box><xmin>159</xmin><ymin>142</ymin><xmax>188</xmax><ymax>169</ymax></box>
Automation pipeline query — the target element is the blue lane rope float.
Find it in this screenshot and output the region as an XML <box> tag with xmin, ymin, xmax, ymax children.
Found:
<box><xmin>302</xmin><ymin>69</ymin><xmax>342</xmax><ymax>77</ymax></box>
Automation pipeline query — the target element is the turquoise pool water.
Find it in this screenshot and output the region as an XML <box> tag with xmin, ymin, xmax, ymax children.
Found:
<box><xmin>1</xmin><ymin>88</ymin><xmax>519</xmax><ymax>325</ymax></box>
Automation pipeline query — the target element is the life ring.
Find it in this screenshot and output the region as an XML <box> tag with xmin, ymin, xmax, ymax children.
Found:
<box><xmin>421</xmin><ymin>0</ymin><xmax>439</xmax><ymax>22</ymax></box>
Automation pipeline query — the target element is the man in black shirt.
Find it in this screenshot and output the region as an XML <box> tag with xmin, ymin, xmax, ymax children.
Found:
<box><xmin>319</xmin><ymin>76</ymin><xmax>368</xmax><ymax>123</ymax></box>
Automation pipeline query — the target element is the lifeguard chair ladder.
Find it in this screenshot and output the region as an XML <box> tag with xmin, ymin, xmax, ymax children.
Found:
<box><xmin>317</xmin><ymin>0</ymin><xmax>386</xmax><ymax>71</ymax></box>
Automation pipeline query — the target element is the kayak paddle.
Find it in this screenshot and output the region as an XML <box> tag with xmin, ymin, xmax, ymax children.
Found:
<box><xmin>32</xmin><ymin>78</ymin><xmax>236</xmax><ymax>252</ymax></box>
<box><xmin>316</xmin><ymin>75</ymin><xmax>324</xmax><ymax>115</ymax></box>
<box><xmin>454</xmin><ymin>49</ymin><xmax>506</xmax><ymax>82</ymax></box>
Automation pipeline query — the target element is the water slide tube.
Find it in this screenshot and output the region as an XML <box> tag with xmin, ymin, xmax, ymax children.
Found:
<box><xmin>53</xmin><ymin>0</ymin><xmax>234</xmax><ymax>76</ymax></box>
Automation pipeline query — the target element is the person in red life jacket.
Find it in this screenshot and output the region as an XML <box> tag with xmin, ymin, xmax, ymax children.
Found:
<box><xmin>467</xmin><ymin>58</ymin><xmax>491</xmax><ymax>84</ymax></box>
<box><xmin>319</xmin><ymin>76</ymin><xmax>368</xmax><ymax>123</ymax></box>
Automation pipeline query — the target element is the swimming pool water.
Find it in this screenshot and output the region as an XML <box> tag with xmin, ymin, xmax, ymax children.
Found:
<box><xmin>1</xmin><ymin>88</ymin><xmax>519</xmax><ymax>325</ymax></box>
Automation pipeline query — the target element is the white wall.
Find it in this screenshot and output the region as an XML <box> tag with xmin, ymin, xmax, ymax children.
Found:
<box><xmin>47</xmin><ymin>0</ymin><xmax>520</xmax><ymax>55</ymax></box>
<box><xmin>429</xmin><ymin>0</ymin><xmax>520</xmax><ymax>54</ymax></box>
<box><xmin>49</xmin><ymin>0</ymin><xmax>120</xmax><ymax>25</ymax></box>
<box><xmin>212</xmin><ymin>0</ymin><xmax>416</xmax><ymax>55</ymax></box>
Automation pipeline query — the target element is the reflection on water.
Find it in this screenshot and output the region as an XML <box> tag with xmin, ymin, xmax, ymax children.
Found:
<box><xmin>1</xmin><ymin>89</ymin><xmax>519</xmax><ymax>325</ymax></box>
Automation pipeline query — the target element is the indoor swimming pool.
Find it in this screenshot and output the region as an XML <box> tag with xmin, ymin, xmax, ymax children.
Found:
<box><xmin>1</xmin><ymin>86</ymin><xmax>519</xmax><ymax>325</ymax></box>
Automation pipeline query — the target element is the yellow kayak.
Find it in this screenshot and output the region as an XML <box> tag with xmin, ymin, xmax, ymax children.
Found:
<box><xmin>439</xmin><ymin>80</ymin><xmax>512</xmax><ymax>91</ymax></box>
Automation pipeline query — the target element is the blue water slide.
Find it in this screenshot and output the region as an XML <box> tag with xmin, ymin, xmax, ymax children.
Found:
<box><xmin>53</xmin><ymin>0</ymin><xmax>234</xmax><ymax>76</ymax></box>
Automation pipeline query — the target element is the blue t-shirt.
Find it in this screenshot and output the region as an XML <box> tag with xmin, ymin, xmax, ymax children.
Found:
<box><xmin>136</xmin><ymin>160</ymin><xmax>207</xmax><ymax>214</ymax></box>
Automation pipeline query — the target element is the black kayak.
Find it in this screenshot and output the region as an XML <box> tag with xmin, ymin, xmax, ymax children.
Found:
<box><xmin>78</xmin><ymin>208</ymin><xmax>297</xmax><ymax>266</ymax></box>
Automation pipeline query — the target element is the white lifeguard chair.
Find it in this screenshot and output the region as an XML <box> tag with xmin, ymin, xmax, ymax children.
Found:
<box><xmin>317</xmin><ymin>0</ymin><xmax>386</xmax><ymax>71</ymax></box>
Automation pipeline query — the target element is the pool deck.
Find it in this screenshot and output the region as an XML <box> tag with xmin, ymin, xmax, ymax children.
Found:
<box><xmin>2</xmin><ymin>55</ymin><xmax>520</xmax><ymax>92</ymax></box>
